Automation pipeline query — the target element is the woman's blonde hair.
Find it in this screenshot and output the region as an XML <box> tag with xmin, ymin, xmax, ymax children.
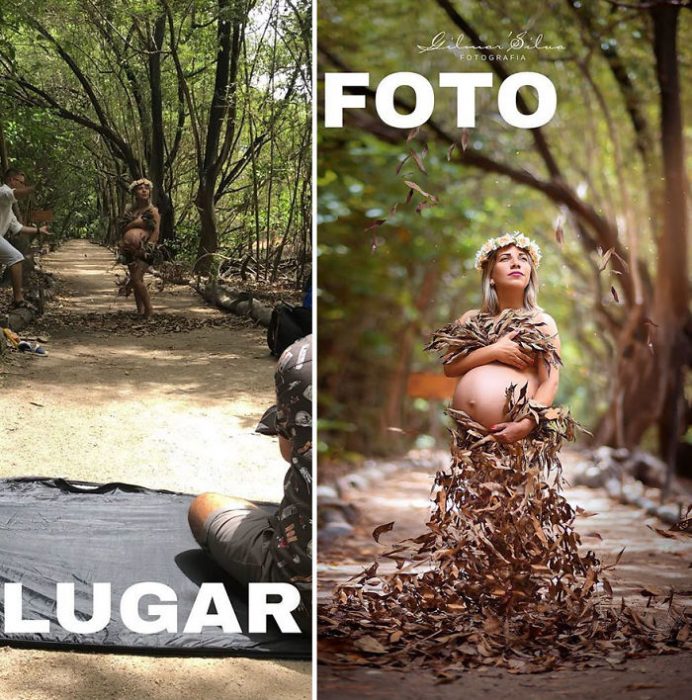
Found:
<box><xmin>479</xmin><ymin>246</ymin><xmax>539</xmax><ymax>315</ymax></box>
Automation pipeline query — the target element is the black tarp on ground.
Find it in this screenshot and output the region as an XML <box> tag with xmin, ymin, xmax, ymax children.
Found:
<box><xmin>0</xmin><ymin>477</ymin><xmax>310</xmax><ymax>658</ymax></box>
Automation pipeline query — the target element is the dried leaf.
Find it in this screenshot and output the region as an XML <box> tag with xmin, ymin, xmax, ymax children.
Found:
<box><xmin>403</xmin><ymin>180</ymin><xmax>438</xmax><ymax>203</ymax></box>
<box><xmin>613</xmin><ymin>546</ymin><xmax>626</xmax><ymax>566</ymax></box>
<box><xmin>599</xmin><ymin>247</ymin><xmax>614</xmax><ymax>272</ymax></box>
<box><xmin>396</xmin><ymin>153</ymin><xmax>411</xmax><ymax>175</ymax></box>
<box><xmin>364</xmin><ymin>219</ymin><xmax>386</xmax><ymax>232</ymax></box>
<box><xmin>460</xmin><ymin>128</ymin><xmax>469</xmax><ymax>151</ymax></box>
<box><xmin>447</xmin><ymin>143</ymin><xmax>456</xmax><ymax>161</ymax></box>
<box><xmin>555</xmin><ymin>223</ymin><xmax>564</xmax><ymax>245</ymax></box>
<box><xmin>373</xmin><ymin>521</ymin><xmax>395</xmax><ymax>543</ymax></box>
<box><xmin>611</xmin><ymin>249</ymin><xmax>630</xmax><ymax>273</ymax></box>
<box><xmin>354</xmin><ymin>635</ymin><xmax>388</xmax><ymax>654</ymax></box>
<box><xmin>610</xmin><ymin>286</ymin><xmax>620</xmax><ymax>304</ymax></box>
<box><xmin>407</xmin><ymin>126</ymin><xmax>420</xmax><ymax>142</ymax></box>
<box><xmin>410</xmin><ymin>150</ymin><xmax>428</xmax><ymax>175</ymax></box>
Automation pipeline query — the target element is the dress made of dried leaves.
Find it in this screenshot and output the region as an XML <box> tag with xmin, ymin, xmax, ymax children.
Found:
<box><xmin>319</xmin><ymin>311</ymin><xmax>689</xmax><ymax>675</ymax></box>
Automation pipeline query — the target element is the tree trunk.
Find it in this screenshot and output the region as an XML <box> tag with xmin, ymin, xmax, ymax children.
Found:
<box><xmin>650</xmin><ymin>4</ymin><xmax>689</xmax><ymax>486</ymax></box>
<box><xmin>597</xmin><ymin>6</ymin><xmax>689</xmax><ymax>477</ymax></box>
<box><xmin>0</xmin><ymin>116</ymin><xmax>8</xmax><ymax>173</ymax></box>
<box><xmin>194</xmin><ymin>183</ymin><xmax>218</xmax><ymax>274</ymax></box>
<box><xmin>148</xmin><ymin>14</ymin><xmax>175</xmax><ymax>245</ymax></box>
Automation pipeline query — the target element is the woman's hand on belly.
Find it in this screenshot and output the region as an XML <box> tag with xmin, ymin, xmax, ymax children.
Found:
<box><xmin>490</xmin><ymin>417</ymin><xmax>535</xmax><ymax>443</ymax></box>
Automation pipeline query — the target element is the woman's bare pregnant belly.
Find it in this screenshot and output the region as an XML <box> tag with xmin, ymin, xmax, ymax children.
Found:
<box><xmin>452</xmin><ymin>362</ymin><xmax>538</xmax><ymax>428</ymax></box>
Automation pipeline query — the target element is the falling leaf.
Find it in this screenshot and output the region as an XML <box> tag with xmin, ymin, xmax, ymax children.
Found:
<box><xmin>396</xmin><ymin>153</ymin><xmax>411</xmax><ymax>175</ymax></box>
<box><xmin>611</xmin><ymin>249</ymin><xmax>630</xmax><ymax>272</ymax></box>
<box><xmin>364</xmin><ymin>219</ymin><xmax>386</xmax><ymax>231</ymax></box>
<box><xmin>373</xmin><ymin>521</ymin><xmax>395</xmax><ymax>543</ymax></box>
<box><xmin>613</xmin><ymin>546</ymin><xmax>626</xmax><ymax>566</ymax></box>
<box><xmin>416</xmin><ymin>201</ymin><xmax>435</xmax><ymax>215</ymax></box>
<box><xmin>599</xmin><ymin>247</ymin><xmax>614</xmax><ymax>272</ymax></box>
<box><xmin>410</xmin><ymin>149</ymin><xmax>428</xmax><ymax>175</ymax></box>
<box><xmin>362</xmin><ymin>561</ymin><xmax>378</xmax><ymax>579</ymax></box>
<box><xmin>403</xmin><ymin>180</ymin><xmax>438</xmax><ymax>202</ymax></box>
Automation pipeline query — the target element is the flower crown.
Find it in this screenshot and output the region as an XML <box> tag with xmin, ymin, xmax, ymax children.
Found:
<box><xmin>128</xmin><ymin>178</ymin><xmax>153</xmax><ymax>192</ymax></box>
<box><xmin>474</xmin><ymin>231</ymin><xmax>541</xmax><ymax>270</ymax></box>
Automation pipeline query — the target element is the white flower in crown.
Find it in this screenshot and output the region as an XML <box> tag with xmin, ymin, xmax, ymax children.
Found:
<box><xmin>474</xmin><ymin>231</ymin><xmax>542</xmax><ymax>270</ymax></box>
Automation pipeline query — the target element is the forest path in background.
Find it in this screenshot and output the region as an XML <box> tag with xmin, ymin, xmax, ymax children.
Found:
<box><xmin>318</xmin><ymin>451</ymin><xmax>692</xmax><ymax>700</ymax></box>
<box><xmin>0</xmin><ymin>239</ymin><xmax>310</xmax><ymax>700</ymax></box>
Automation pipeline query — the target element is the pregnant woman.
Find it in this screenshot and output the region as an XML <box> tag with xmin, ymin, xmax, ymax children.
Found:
<box><xmin>118</xmin><ymin>178</ymin><xmax>160</xmax><ymax>318</ymax></box>
<box><xmin>321</xmin><ymin>232</ymin><xmax>611</xmax><ymax>673</ymax></box>
<box><xmin>443</xmin><ymin>234</ymin><xmax>560</xmax><ymax>439</ymax></box>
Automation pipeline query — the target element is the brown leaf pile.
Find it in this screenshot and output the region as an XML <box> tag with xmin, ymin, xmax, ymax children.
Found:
<box><xmin>425</xmin><ymin>309</ymin><xmax>562</xmax><ymax>372</ymax></box>
<box><xmin>29</xmin><ymin>310</ymin><xmax>252</xmax><ymax>337</ymax></box>
<box><xmin>319</xmin><ymin>313</ymin><xmax>690</xmax><ymax>677</ymax></box>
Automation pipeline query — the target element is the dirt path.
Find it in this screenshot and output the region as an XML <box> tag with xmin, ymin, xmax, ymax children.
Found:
<box><xmin>318</xmin><ymin>451</ymin><xmax>692</xmax><ymax>700</ymax></box>
<box><xmin>0</xmin><ymin>240</ymin><xmax>310</xmax><ymax>699</ymax></box>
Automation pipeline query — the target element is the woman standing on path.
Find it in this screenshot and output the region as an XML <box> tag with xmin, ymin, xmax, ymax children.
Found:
<box><xmin>118</xmin><ymin>178</ymin><xmax>160</xmax><ymax>318</ymax></box>
<box><xmin>319</xmin><ymin>231</ymin><xmax>638</xmax><ymax>674</ymax></box>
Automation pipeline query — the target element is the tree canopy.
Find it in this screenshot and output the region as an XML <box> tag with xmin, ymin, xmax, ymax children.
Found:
<box><xmin>1</xmin><ymin>0</ymin><xmax>311</xmax><ymax>283</ymax></box>
<box><xmin>317</xmin><ymin>0</ymin><xmax>690</xmax><ymax>472</ymax></box>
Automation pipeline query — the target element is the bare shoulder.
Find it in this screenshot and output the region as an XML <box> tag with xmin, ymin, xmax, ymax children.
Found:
<box><xmin>538</xmin><ymin>311</ymin><xmax>559</xmax><ymax>336</ymax></box>
<box><xmin>457</xmin><ymin>309</ymin><xmax>479</xmax><ymax>324</ymax></box>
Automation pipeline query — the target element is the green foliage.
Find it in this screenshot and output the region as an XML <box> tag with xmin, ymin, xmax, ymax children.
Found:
<box><xmin>317</xmin><ymin>0</ymin><xmax>682</xmax><ymax>457</ymax></box>
<box><xmin>0</xmin><ymin>0</ymin><xmax>311</xmax><ymax>281</ymax></box>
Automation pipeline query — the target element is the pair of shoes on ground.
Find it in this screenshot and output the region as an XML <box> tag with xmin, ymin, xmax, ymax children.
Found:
<box><xmin>18</xmin><ymin>340</ymin><xmax>47</xmax><ymax>356</ymax></box>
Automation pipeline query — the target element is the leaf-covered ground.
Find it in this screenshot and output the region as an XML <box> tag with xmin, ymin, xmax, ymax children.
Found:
<box><xmin>318</xmin><ymin>449</ymin><xmax>692</xmax><ymax>698</ymax></box>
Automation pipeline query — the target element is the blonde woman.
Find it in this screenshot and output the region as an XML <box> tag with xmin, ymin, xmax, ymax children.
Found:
<box><xmin>118</xmin><ymin>178</ymin><xmax>160</xmax><ymax>317</ymax></box>
<box><xmin>321</xmin><ymin>232</ymin><xmax>609</xmax><ymax>671</ymax></box>
<box><xmin>443</xmin><ymin>235</ymin><xmax>560</xmax><ymax>443</ymax></box>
